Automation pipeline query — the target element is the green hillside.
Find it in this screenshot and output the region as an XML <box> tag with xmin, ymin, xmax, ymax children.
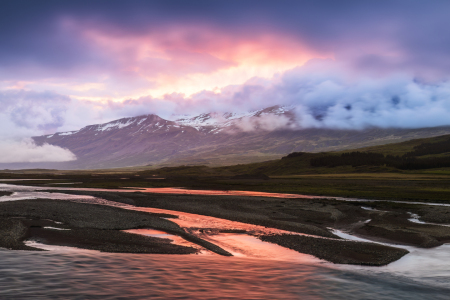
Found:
<box><xmin>144</xmin><ymin>133</ymin><xmax>450</xmax><ymax>177</ymax></box>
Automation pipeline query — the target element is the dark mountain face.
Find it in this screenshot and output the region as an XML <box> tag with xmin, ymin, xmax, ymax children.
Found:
<box><xmin>28</xmin><ymin>106</ymin><xmax>450</xmax><ymax>169</ymax></box>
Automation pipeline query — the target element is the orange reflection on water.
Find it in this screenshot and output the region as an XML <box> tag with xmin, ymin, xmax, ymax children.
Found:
<box><xmin>129</xmin><ymin>205</ymin><xmax>294</xmax><ymax>236</ymax></box>
<box><xmin>202</xmin><ymin>233</ymin><xmax>320</xmax><ymax>263</ymax></box>
<box><xmin>126</xmin><ymin>205</ymin><xmax>320</xmax><ymax>263</ymax></box>
<box><xmin>36</xmin><ymin>185</ymin><xmax>325</xmax><ymax>199</ymax></box>
<box><xmin>132</xmin><ymin>187</ymin><xmax>321</xmax><ymax>199</ymax></box>
<box><xmin>123</xmin><ymin>229</ymin><xmax>206</xmax><ymax>251</ymax></box>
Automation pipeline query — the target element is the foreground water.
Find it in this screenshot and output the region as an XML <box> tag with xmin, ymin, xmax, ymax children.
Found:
<box><xmin>1</xmin><ymin>183</ymin><xmax>450</xmax><ymax>298</ymax></box>
<box><xmin>1</xmin><ymin>249</ymin><xmax>449</xmax><ymax>299</ymax></box>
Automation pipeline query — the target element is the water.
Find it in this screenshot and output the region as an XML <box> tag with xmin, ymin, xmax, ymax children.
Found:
<box><xmin>332</xmin><ymin>230</ymin><xmax>450</xmax><ymax>287</ymax></box>
<box><xmin>1</xmin><ymin>183</ymin><xmax>450</xmax><ymax>298</ymax></box>
<box><xmin>1</xmin><ymin>250</ymin><xmax>449</xmax><ymax>299</ymax></box>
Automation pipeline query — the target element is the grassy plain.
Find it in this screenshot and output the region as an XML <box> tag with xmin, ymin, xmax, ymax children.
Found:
<box><xmin>2</xmin><ymin>133</ymin><xmax>450</xmax><ymax>203</ymax></box>
<box><xmin>2</xmin><ymin>167</ymin><xmax>450</xmax><ymax>204</ymax></box>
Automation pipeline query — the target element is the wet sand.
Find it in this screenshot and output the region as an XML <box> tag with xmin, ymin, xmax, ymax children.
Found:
<box><xmin>0</xmin><ymin>199</ymin><xmax>231</xmax><ymax>256</ymax></box>
<box><xmin>351</xmin><ymin>202</ymin><xmax>450</xmax><ymax>247</ymax></box>
<box><xmin>0</xmin><ymin>198</ymin><xmax>407</xmax><ymax>265</ymax></box>
<box><xmin>260</xmin><ymin>234</ymin><xmax>408</xmax><ymax>266</ymax></box>
<box><xmin>0</xmin><ymin>191</ymin><xmax>412</xmax><ymax>265</ymax></box>
<box><xmin>53</xmin><ymin>190</ymin><xmax>450</xmax><ymax>247</ymax></box>
<box><xmin>3</xmin><ymin>183</ymin><xmax>450</xmax><ymax>265</ymax></box>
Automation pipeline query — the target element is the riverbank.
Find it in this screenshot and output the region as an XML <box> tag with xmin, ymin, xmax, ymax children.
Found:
<box><xmin>0</xmin><ymin>199</ymin><xmax>231</xmax><ymax>256</ymax></box>
<box><xmin>260</xmin><ymin>234</ymin><xmax>408</xmax><ymax>266</ymax></box>
<box><xmin>0</xmin><ymin>186</ymin><xmax>424</xmax><ymax>265</ymax></box>
<box><xmin>53</xmin><ymin>189</ymin><xmax>450</xmax><ymax>248</ymax></box>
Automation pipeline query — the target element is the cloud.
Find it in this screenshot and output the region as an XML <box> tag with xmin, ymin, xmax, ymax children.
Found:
<box><xmin>2</xmin><ymin>0</ymin><xmax>450</xmax><ymax>136</ymax></box>
<box><xmin>233</xmin><ymin>114</ymin><xmax>295</xmax><ymax>132</ymax></box>
<box><xmin>2</xmin><ymin>1</ymin><xmax>450</xmax><ymax>84</ymax></box>
<box><xmin>1</xmin><ymin>59</ymin><xmax>450</xmax><ymax>148</ymax></box>
<box><xmin>0</xmin><ymin>139</ymin><xmax>76</xmax><ymax>163</ymax></box>
<box><xmin>129</xmin><ymin>59</ymin><xmax>450</xmax><ymax>131</ymax></box>
<box><xmin>0</xmin><ymin>90</ymin><xmax>76</xmax><ymax>162</ymax></box>
<box><xmin>50</xmin><ymin>59</ymin><xmax>450</xmax><ymax>133</ymax></box>
<box><xmin>0</xmin><ymin>89</ymin><xmax>70</xmax><ymax>135</ymax></box>
<box><xmin>2</xmin><ymin>1</ymin><xmax>450</xmax><ymax>164</ymax></box>
<box><xmin>275</xmin><ymin>62</ymin><xmax>450</xmax><ymax>129</ymax></box>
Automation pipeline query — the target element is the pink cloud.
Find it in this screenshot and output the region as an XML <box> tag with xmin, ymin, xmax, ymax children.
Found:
<box><xmin>59</xmin><ymin>19</ymin><xmax>331</xmax><ymax>97</ymax></box>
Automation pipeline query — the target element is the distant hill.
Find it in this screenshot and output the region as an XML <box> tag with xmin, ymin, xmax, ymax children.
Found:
<box><xmin>146</xmin><ymin>133</ymin><xmax>450</xmax><ymax>177</ymax></box>
<box><xmin>221</xmin><ymin>133</ymin><xmax>450</xmax><ymax>175</ymax></box>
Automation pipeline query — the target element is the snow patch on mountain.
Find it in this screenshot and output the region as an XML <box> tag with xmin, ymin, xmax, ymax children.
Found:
<box><xmin>58</xmin><ymin>131</ymin><xmax>78</xmax><ymax>136</ymax></box>
<box><xmin>173</xmin><ymin>105</ymin><xmax>295</xmax><ymax>132</ymax></box>
<box><xmin>95</xmin><ymin>119</ymin><xmax>135</xmax><ymax>132</ymax></box>
<box><xmin>41</xmin><ymin>105</ymin><xmax>296</xmax><ymax>139</ymax></box>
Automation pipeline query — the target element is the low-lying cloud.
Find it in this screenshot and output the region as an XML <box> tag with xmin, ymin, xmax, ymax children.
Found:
<box><xmin>0</xmin><ymin>139</ymin><xmax>76</xmax><ymax>163</ymax></box>
<box><xmin>0</xmin><ymin>90</ymin><xmax>77</xmax><ymax>163</ymax></box>
<box><xmin>276</xmin><ymin>63</ymin><xmax>450</xmax><ymax>129</ymax></box>
<box><xmin>59</xmin><ymin>60</ymin><xmax>450</xmax><ymax>132</ymax></box>
<box><xmin>233</xmin><ymin>114</ymin><xmax>295</xmax><ymax>132</ymax></box>
<box><xmin>4</xmin><ymin>60</ymin><xmax>450</xmax><ymax>149</ymax></box>
<box><xmin>165</xmin><ymin>60</ymin><xmax>450</xmax><ymax>130</ymax></box>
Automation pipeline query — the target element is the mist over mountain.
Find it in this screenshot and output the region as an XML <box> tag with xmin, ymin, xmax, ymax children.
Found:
<box><xmin>2</xmin><ymin>105</ymin><xmax>444</xmax><ymax>170</ymax></box>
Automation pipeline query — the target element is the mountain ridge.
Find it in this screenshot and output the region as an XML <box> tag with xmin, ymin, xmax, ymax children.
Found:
<box><xmin>25</xmin><ymin>105</ymin><xmax>450</xmax><ymax>169</ymax></box>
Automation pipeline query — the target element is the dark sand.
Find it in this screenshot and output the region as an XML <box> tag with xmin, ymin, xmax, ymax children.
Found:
<box><xmin>54</xmin><ymin>190</ymin><xmax>450</xmax><ymax>247</ymax></box>
<box><xmin>50</xmin><ymin>190</ymin><xmax>341</xmax><ymax>238</ymax></box>
<box><xmin>354</xmin><ymin>211</ymin><xmax>450</xmax><ymax>248</ymax></box>
<box><xmin>4</xmin><ymin>189</ymin><xmax>450</xmax><ymax>265</ymax></box>
<box><xmin>0</xmin><ymin>218</ymin><xmax>38</xmax><ymax>251</ymax></box>
<box><xmin>0</xmin><ymin>200</ymin><xmax>231</xmax><ymax>256</ymax></box>
<box><xmin>27</xmin><ymin>222</ymin><xmax>197</xmax><ymax>254</ymax></box>
<box><xmin>26</xmin><ymin>190</ymin><xmax>426</xmax><ymax>265</ymax></box>
<box><xmin>260</xmin><ymin>234</ymin><xmax>408</xmax><ymax>266</ymax></box>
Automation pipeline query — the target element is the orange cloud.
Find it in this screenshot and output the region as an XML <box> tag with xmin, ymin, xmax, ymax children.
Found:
<box><xmin>72</xmin><ymin>21</ymin><xmax>333</xmax><ymax>99</ymax></box>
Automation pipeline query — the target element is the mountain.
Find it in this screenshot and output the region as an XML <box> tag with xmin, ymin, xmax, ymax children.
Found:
<box><xmin>30</xmin><ymin>105</ymin><xmax>450</xmax><ymax>169</ymax></box>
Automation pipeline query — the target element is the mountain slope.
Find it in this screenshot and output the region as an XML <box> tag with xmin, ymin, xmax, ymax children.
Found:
<box><xmin>31</xmin><ymin>106</ymin><xmax>450</xmax><ymax>169</ymax></box>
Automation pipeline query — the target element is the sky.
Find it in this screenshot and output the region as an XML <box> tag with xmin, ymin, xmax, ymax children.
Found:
<box><xmin>1</xmin><ymin>0</ymin><xmax>450</xmax><ymax>162</ymax></box>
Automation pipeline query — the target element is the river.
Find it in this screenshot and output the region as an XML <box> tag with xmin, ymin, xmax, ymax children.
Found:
<box><xmin>1</xmin><ymin>183</ymin><xmax>450</xmax><ymax>299</ymax></box>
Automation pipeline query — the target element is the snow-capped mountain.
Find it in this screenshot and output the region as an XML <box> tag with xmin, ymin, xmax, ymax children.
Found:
<box><xmin>30</xmin><ymin>105</ymin><xmax>450</xmax><ymax>169</ymax></box>
<box><xmin>174</xmin><ymin>105</ymin><xmax>295</xmax><ymax>133</ymax></box>
<box><xmin>32</xmin><ymin>106</ymin><xmax>298</xmax><ymax>168</ymax></box>
<box><xmin>46</xmin><ymin>114</ymin><xmax>189</xmax><ymax>138</ymax></box>
<box><xmin>45</xmin><ymin>105</ymin><xmax>294</xmax><ymax>139</ymax></box>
